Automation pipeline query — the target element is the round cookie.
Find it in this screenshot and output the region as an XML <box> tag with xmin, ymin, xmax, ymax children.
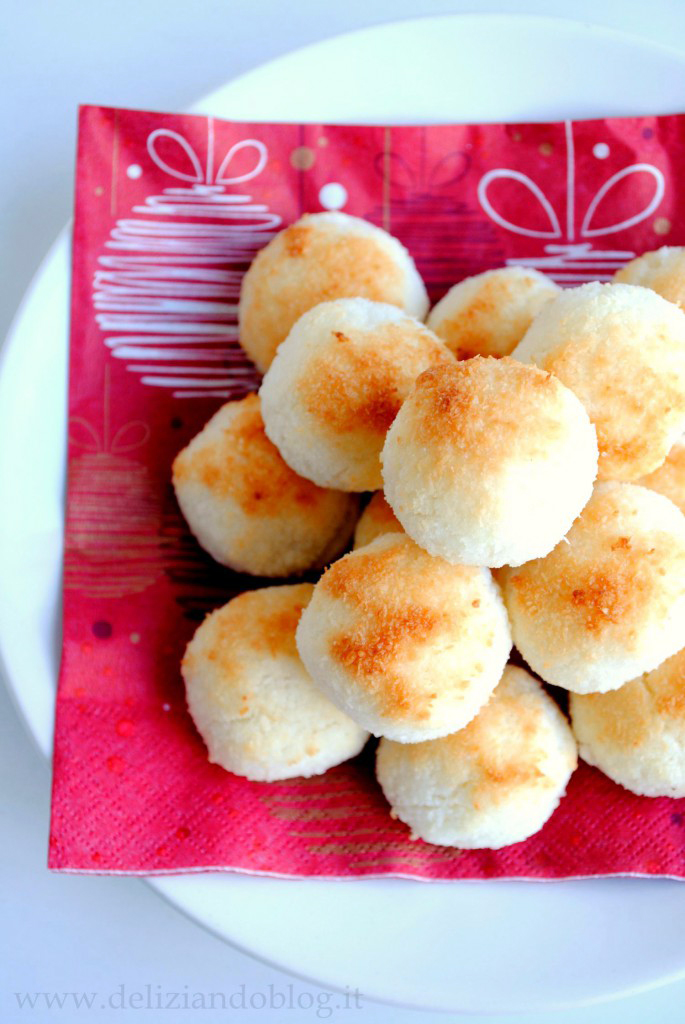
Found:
<box><xmin>512</xmin><ymin>281</ymin><xmax>685</xmax><ymax>480</ymax></box>
<box><xmin>570</xmin><ymin>647</ymin><xmax>685</xmax><ymax>797</ymax></box>
<box><xmin>238</xmin><ymin>212</ymin><xmax>429</xmax><ymax>371</ymax></box>
<box><xmin>614</xmin><ymin>247</ymin><xmax>685</xmax><ymax>309</ymax></box>
<box><xmin>381</xmin><ymin>358</ymin><xmax>598</xmax><ymax>568</ymax></box>
<box><xmin>182</xmin><ymin>584</ymin><xmax>369</xmax><ymax>781</ymax></box>
<box><xmin>172</xmin><ymin>394</ymin><xmax>358</xmax><ymax>577</ymax></box>
<box><xmin>353</xmin><ymin>492</ymin><xmax>403</xmax><ymax>549</ymax></box>
<box><xmin>295</xmin><ymin>533</ymin><xmax>512</xmax><ymax>742</ymax></box>
<box><xmin>427</xmin><ymin>266</ymin><xmax>559</xmax><ymax>359</ymax></box>
<box><xmin>501</xmin><ymin>482</ymin><xmax>685</xmax><ymax>694</ymax></box>
<box><xmin>260</xmin><ymin>298</ymin><xmax>453</xmax><ymax>491</ymax></box>
<box><xmin>376</xmin><ymin>665</ymin><xmax>577</xmax><ymax>848</ymax></box>
<box><xmin>636</xmin><ymin>438</ymin><xmax>685</xmax><ymax>516</ymax></box>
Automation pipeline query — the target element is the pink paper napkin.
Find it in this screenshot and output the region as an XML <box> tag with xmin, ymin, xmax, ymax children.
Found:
<box><xmin>49</xmin><ymin>104</ymin><xmax>685</xmax><ymax>878</ymax></box>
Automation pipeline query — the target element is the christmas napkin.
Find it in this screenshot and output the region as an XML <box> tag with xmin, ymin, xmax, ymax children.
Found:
<box><xmin>49</xmin><ymin>104</ymin><xmax>685</xmax><ymax>878</ymax></box>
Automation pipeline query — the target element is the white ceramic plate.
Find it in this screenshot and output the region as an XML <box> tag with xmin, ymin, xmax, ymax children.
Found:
<box><xmin>3</xmin><ymin>13</ymin><xmax>685</xmax><ymax>1014</ymax></box>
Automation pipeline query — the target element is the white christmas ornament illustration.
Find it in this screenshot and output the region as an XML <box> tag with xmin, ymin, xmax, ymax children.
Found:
<box><xmin>477</xmin><ymin>121</ymin><xmax>666</xmax><ymax>282</ymax></box>
<box><xmin>64</xmin><ymin>369</ymin><xmax>165</xmax><ymax>598</ymax></box>
<box><xmin>93</xmin><ymin>121</ymin><xmax>281</xmax><ymax>398</ymax></box>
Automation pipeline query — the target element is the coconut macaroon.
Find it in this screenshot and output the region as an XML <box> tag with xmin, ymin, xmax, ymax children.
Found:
<box><xmin>570</xmin><ymin>647</ymin><xmax>685</xmax><ymax>798</ymax></box>
<box><xmin>376</xmin><ymin>666</ymin><xmax>577</xmax><ymax>848</ymax></box>
<box><xmin>636</xmin><ymin>438</ymin><xmax>685</xmax><ymax>516</ymax></box>
<box><xmin>381</xmin><ymin>358</ymin><xmax>598</xmax><ymax>568</ymax></box>
<box><xmin>512</xmin><ymin>281</ymin><xmax>685</xmax><ymax>481</ymax></box>
<box><xmin>182</xmin><ymin>584</ymin><xmax>369</xmax><ymax>781</ymax></box>
<box><xmin>260</xmin><ymin>298</ymin><xmax>453</xmax><ymax>492</ymax></box>
<box><xmin>353</xmin><ymin>492</ymin><xmax>403</xmax><ymax>549</ymax></box>
<box><xmin>172</xmin><ymin>394</ymin><xmax>358</xmax><ymax>577</ymax></box>
<box><xmin>427</xmin><ymin>266</ymin><xmax>559</xmax><ymax>360</ymax></box>
<box><xmin>238</xmin><ymin>212</ymin><xmax>429</xmax><ymax>372</ymax></box>
<box><xmin>614</xmin><ymin>247</ymin><xmax>685</xmax><ymax>309</ymax></box>
<box><xmin>501</xmin><ymin>482</ymin><xmax>685</xmax><ymax>694</ymax></box>
<box><xmin>295</xmin><ymin>533</ymin><xmax>511</xmax><ymax>742</ymax></box>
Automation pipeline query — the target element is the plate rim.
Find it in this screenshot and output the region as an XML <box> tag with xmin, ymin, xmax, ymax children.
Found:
<box><xmin>147</xmin><ymin>871</ymin><xmax>685</xmax><ymax>1014</ymax></box>
<box><xmin>189</xmin><ymin>10</ymin><xmax>685</xmax><ymax>123</ymax></box>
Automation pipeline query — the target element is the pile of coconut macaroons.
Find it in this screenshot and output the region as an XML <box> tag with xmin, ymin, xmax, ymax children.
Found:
<box><xmin>175</xmin><ymin>213</ymin><xmax>685</xmax><ymax>851</ymax></box>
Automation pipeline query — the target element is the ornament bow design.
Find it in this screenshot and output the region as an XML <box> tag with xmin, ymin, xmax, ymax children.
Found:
<box><xmin>69</xmin><ymin>408</ymin><xmax>150</xmax><ymax>455</ymax></box>
<box><xmin>374</xmin><ymin>148</ymin><xmax>471</xmax><ymax>191</ymax></box>
<box><xmin>147</xmin><ymin>128</ymin><xmax>267</xmax><ymax>186</ymax></box>
<box><xmin>478</xmin><ymin>122</ymin><xmax>665</xmax><ymax>240</ymax></box>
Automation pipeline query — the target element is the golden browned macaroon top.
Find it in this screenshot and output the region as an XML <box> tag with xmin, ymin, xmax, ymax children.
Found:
<box><xmin>571</xmin><ymin>647</ymin><xmax>685</xmax><ymax>751</ymax></box>
<box><xmin>240</xmin><ymin>217</ymin><xmax>412</xmax><ymax>371</ymax></box>
<box><xmin>388</xmin><ymin>666</ymin><xmax>568</xmax><ymax>808</ymax></box>
<box><xmin>318</xmin><ymin>535</ymin><xmax>497</xmax><ymax>720</ymax></box>
<box><xmin>637</xmin><ymin>440</ymin><xmax>685</xmax><ymax>516</ymax></box>
<box><xmin>513</xmin><ymin>282</ymin><xmax>685</xmax><ymax>481</ymax></box>
<box><xmin>182</xmin><ymin>583</ymin><xmax>313</xmax><ymax>684</ymax></box>
<box><xmin>406</xmin><ymin>357</ymin><xmax>570</xmax><ymax>469</ymax></box>
<box><xmin>432</xmin><ymin>270</ymin><xmax>558</xmax><ymax>360</ymax></box>
<box><xmin>172</xmin><ymin>393</ymin><xmax>337</xmax><ymax>520</ymax></box>
<box><xmin>297</xmin><ymin>319</ymin><xmax>451</xmax><ymax>441</ymax></box>
<box><xmin>503</xmin><ymin>483</ymin><xmax>685</xmax><ymax>646</ymax></box>
<box><xmin>614</xmin><ymin>247</ymin><xmax>685</xmax><ymax>309</ymax></box>
<box><xmin>542</xmin><ymin>337</ymin><xmax>681</xmax><ymax>482</ymax></box>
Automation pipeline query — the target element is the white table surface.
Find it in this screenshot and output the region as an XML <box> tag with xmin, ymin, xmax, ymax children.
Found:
<box><xmin>3</xmin><ymin>1</ymin><xmax>685</xmax><ymax>1021</ymax></box>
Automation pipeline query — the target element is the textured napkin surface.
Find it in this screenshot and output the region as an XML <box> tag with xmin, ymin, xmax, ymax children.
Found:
<box><xmin>49</xmin><ymin>104</ymin><xmax>685</xmax><ymax>877</ymax></box>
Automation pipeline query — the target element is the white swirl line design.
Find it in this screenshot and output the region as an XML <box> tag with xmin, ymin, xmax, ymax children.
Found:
<box><xmin>580</xmin><ymin>163</ymin><xmax>665</xmax><ymax>238</ymax></box>
<box><xmin>215</xmin><ymin>139</ymin><xmax>268</xmax><ymax>184</ymax></box>
<box><xmin>477</xmin><ymin>169</ymin><xmax>562</xmax><ymax>239</ymax></box>
<box><xmin>147</xmin><ymin>129</ymin><xmax>204</xmax><ymax>182</ymax></box>
<box><xmin>93</xmin><ymin>118</ymin><xmax>279</xmax><ymax>398</ymax></box>
<box><xmin>477</xmin><ymin>120</ymin><xmax>667</xmax><ymax>282</ymax></box>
